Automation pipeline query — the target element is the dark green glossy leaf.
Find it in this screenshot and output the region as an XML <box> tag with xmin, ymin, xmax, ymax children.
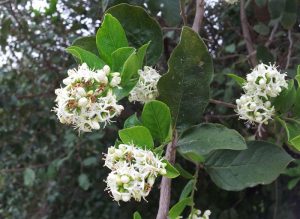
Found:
<box><xmin>158</xmin><ymin>26</ymin><xmax>213</xmax><ymax>128</ymax></box>
<box><xmin>256</xmin><ymin>45</ymin><xmax>274</xmax><ymax>64</ymax></box>
<box><xmin>177</xmin><ymin>123</ymin><xmax>247</xmax><ymax>163</ymax></box>
<box><xmin>205</xmin><ymin>141</ymin><xmax>293</xmax><ymax>191</ymax></box>
<box><xmin>107</xmin><ymin>3</ymin><xmax>163</xmax><ymax>65</ymax></box>
<box><xmin>174</xmin><ymin>163</ymin><xmax>194</xmax><ymax>179</ymax></box>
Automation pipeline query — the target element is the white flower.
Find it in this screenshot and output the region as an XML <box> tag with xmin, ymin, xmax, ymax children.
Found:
<box><xmin>236</xmin><ymin>63</ymin><xmax>287</xmax><ymax>125</ymax></box>
<box><xmin>188</xmin><ymin>209</ymin><xmax>211</xmax><ymax>219</ymax></box>
<box><xmin>53</xmin><ymin>63</ymin><xmax>124</xmax><ymax>132</ymax></box>
<box><xmin>104</xmin><ymin>144</ymin><xmax>166</xmax><ymax>202</ymax></box>
<box><xmin>244</xmin><ymin>63</ymin><xmax>288</xmax><ymax>98</ymax></box>
<box><xmin>236</xmin><ymin>94</ymin><xmax>275</xmax><ymax>125</ymax></box>
<box><xmin>129</xmin><ymin>66</ymin><xmax>161</xmax><ymax>104</ymax></box>
<box><xmin>224</xmin><ymin>0</ymin><xmax>239</xmax><ymax>4</ymax></box>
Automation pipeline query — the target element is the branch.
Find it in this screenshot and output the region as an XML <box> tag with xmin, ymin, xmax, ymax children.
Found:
<box><xmin>180</xmin><ymin>0</ymin><xmax>187</xmax><ymax>25</ymax></box>
<box><xmin>240</xmin><ymin>0</ymin><xmax>257</xmax><ymax>67</ymax></box>
<box><xmin>285</xmin><ymin>29</ymin><xmax>293</xmax><ymax>70</ymax></box>
<box><xmin>156</xmin><ymin>132</ymin><xmax>178</xmax><ymax>219</ymax></box>
<box><xmin>265</xmin><ymin>21</ymin><xmax>279</xmax><ymax>48</ymax></box>
<box><xmin>209</xmin><ymin>99</ymin><xmax>237</xmax><ymax>109</ymax></box>
<box><xmin>192</xmin><ymin>0</ymin><xmax>205</xmax><ymax>33</ymax></box>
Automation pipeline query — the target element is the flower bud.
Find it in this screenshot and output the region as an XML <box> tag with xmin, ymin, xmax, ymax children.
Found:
<box><xmin>147</xmin><ymin>176</ymin><xmax>155</xmax><ymax>186</ymax></box>
<box><xmin>63</xmin><ymin>78</ymin><xmax>72</xmax><ymax>85</ymax></box>
<box><xmin>121</xmin><ymin>193</ymin><xmax>131</xmax><ymax>202</ymax></box>
<box><xmin>121</xmin><ymin>175</ymin><xmax>130</xmax><ymax>184</ymax></box>
<box><xmin>95</xmin><ymin>69</ymin><xmax>106</xmax><ymax>81</ymax></box>
<box><xmin>91</xmin><ymin>120</ymin><xmax>100</xmax><ymax>130</ymax></box>
<box><xmin>78</xmin><ymin>97</ymin><xmax>88</xmax><ymax>107</ymax></box>
<box><xmin>76</xmin><ymin>87</ymin><xmax>86</xmax><ymax>96</ymax></box>
<box><xmin>159</xmin><ymin>168</ymin><xmax>167</xmax><ymax>175</ymax></box>
<box><xmin>103</xmin><ymin>65</ymin><xmax>110</xmax><ymax>75</ymax></box>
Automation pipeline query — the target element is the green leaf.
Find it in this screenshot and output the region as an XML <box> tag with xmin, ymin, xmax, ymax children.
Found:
<box><xmin>274</xmin><ymin>80</ymin><xmax>296</xmax><ymax>113</ymax></box>
<box><xmin>163</xmin><ymin>160</ymin><xmax>180</xmax><ymax>178</ymax></box>
<box><xmin>278</xmin><ymin>118</ymin><xmax>300</xmax><ymax>151</ymax></box>
<box><xmin>174</xmin><ymin>163</ymin><xmax>194</xmax><ymax>179</ymax></box>
<box><xmin>268</xmin><ymin>0</ymin><xmax>286</xmax><ymax>19</ymax></box>
<box><xmin>133</xmin><ymin>211</ymin><xmax>142</xmax><ymax>219</ymax></box>
<box><xmin>83</xmin><ymin>157</ymin><xmax>98</xmax><ymax>166</ymax></box>
<box><xmin>280</xmin><ymin>0</ymin><xmax>297</xmax><ymax>29</ymax></box>
<box><xmin>78</xmin><ymin>173</ymin><xmax>90</xmax><ymax>190</ymax></box>
<box><xmin>141</xmin><ymin>100</ymin><xmax>172</xmax><ymax>143</ymax></box>
<box><xmin>205</xmin><ymin>141</ymin><xmax>293</xmax><ymax>191</ymax></box>
<box><xmin>227</xmin><ymin>73</ymin><xmax>246</xmax><ymax>87</ymax></box>
<box><xmin>288</xmin><ymin>177</ymin><xmax>300</xmax><ymax>190</ymax></box>
<box><xmin>177</xmin><ymin>123</ymin><xmax>247</xmax><ymax>163</ymax></box>
<box><xmin>168</xmin><ymin>197</ymin><xmax>193</xmax><ymax>219</ymax></box>
<box><xmin>121</xmin><ymin>51</ymin><xmax>140</xmax><ymax>86</ymax></box>
<box><xmin>224</xmin><ymin>43</ymin><xmax>236</xmax><ymax>53</ymax></box>
<box><xmin>124</xmin><ymin>113</ymin><xmax>142</xmax><ymax>128</ymax></box>
<box><xmin>72</xmin><ymin>36</ymin><xmax>99</xmax><ymax>56</ymax></box>
<box><xmin>295</xmin><ymin>65</ymin><xmax>300</xmax><ymax>86</ymax></box>
<box><xmin>119</xmin><ymin>126</ymin><xmax>154</xmax><ymax>149</ymax></box>
<box><xmin>256</xmin><ymin>45</ymin><xmax>274</xmax><ymax>64</ymax></box>
<box><xmin>137</xmin><ymin>42</ymin><xmax>150</xmax><ymax>68</ymax></box>
<box><xmin>66</xmin><ymin>46</ymin><xmax>106</xmax><ymax>69</ymax></box>
<box><xmin>158</xmin><ymin>27</ymin><xmax>213</xmax><ymax>128</ymax></box>
<box><xmin>111</xmin><ymin>47</ymin><xmax>135</xmax><ymax>72</ymax></box>
<box><xmin>253</xmin><ymin>22</ymin><xmax>270</xmax><ymax>36</ymax></box>
<box><xmin>106</xmin><ymin>3</ymin><xmax>163</xmax><ymax>65</ymax></box>
<box><xmin>179</xmin><ymin>179</ymin><xmax>194</xmax><ymax>201</ymax></box>
<box><xmin>24</xmin><ymin>168</ymin><xmax>35</xmax><ymax>187</ymax></box>
<box><xmin>96</xmin><ymin>13</ymin><xmax>128</xmax><ymax>65</ymax></box>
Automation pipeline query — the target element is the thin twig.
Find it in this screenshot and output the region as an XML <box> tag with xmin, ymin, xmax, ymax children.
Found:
<box><xmin>285</xmin><ymin>30</ymin><xmax>293</xmax><ymax>70</ymax></box>
<box><xmin>192</xmin><ymin>0</ymin><xmax>205</xmax><ymax>33</ymax></box>
<box><xmin>265</xmin><ymin>21</ymin><xmax>279</xmax><ymax>48</ymax></box>
<box><xmin>156</xmin><ymin>132</ymin><xmax>178</xmax><ymax>219</ymax></box>
<box><xmin>1</xmin><ymin>163</ymin><xmax>49</xmax><ymax>173</ymax></box>
<box><xmin>209</xmin><ymin>99</ymin><xmax>237</xmax><ymax>109</ymax></box>
<box><xmin>179</xmin><ymin>0</ymin><xmax>187</xmax><ymax>25</ymax></box>
<box><xmin>240</xmin><ymin>0</ymin><xmax>257</xmax><ymax>67</ymax></box>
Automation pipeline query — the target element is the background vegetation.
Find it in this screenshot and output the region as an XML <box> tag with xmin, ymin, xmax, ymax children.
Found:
<box><xmin>1</xmin><ymin>0</ymin><xmax>300</xmax><ymax>218</ymax></box>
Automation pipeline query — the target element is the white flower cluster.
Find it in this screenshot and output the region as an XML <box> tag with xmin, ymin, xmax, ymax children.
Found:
<box><xmin>224</xmin><ymin>0</ymin><xmax>239</xmax><ymax>4</ymax></box>
<box><xmin>236</xmin><ymin>63</ymin><xmax>288</xmax><ymax>125</ymax></box>
<box><xmin>177</xmin><ymin>209</ymin><xmax>211</xmax><ymax>219</ymax></box>
<box><xmin>53</xmin><ymin>63</ymin><xmax>123</xmax><ymax>132</ymax></box>
<box><xmin>104</xmin><ymin>144</ymin><xmax>167</xmax><ymax>202</ymax></box>
<box><xmin>129</xmin><ymin>66</ymin><xmax>161</xmax><ymax>104</ymax></box>
<box><xmin>188</xmin><ymin>209</ymin><xmax>211</xmax><ymax>219</ymax></box>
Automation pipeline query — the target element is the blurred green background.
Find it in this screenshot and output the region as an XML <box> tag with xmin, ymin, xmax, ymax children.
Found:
<box><xmin>1</xmin><ymin>0</ymin><xmax>300</xmax><ymax>218</ymax></box>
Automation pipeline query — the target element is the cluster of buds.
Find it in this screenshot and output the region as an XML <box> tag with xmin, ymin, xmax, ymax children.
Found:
<box><xmin>177</xmin><ymin>209</ymin><xmax>211</xmax><ymax>219</ymax></box>
<box><xmin>129</xmin><ymin>66</ymin><xmax>161</xmax><ymax>104</ymax></box>
<box><xmin>104</xmin><ymin>144</ymin><xmax>167</xmax><ymax>202</ymax></box>
<box><xmin>188</xmin><ymin>209</ymin><xmax>211</xmax><ymax>219</ymax></box>
<box><xmin>53</xmin><ymin>63</ymin><xmax>123</xmax><ymax>132</ymax></box>
<box><xmin>236</xmin><ymin>63</ymin><xmax>287</xmax><ymax>125</ymax></box>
